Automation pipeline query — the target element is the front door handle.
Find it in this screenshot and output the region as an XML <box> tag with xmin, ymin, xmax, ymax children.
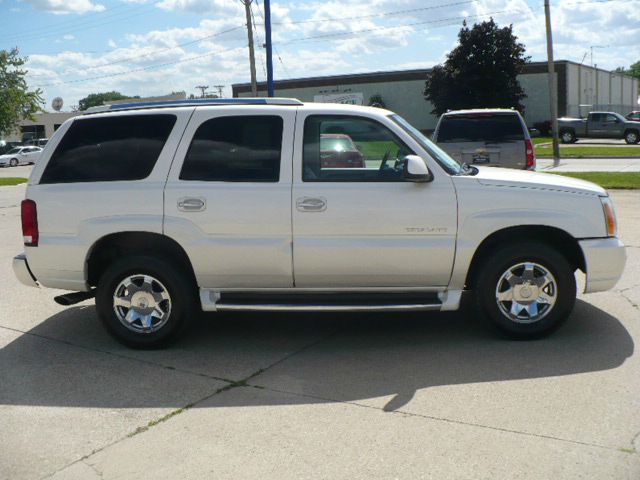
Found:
<box><xmin>296</xmin><ymin>197</ymin><xmax>327</xmax><ymax>212</ymax></box>
<box><xmin>178</xmin><ymin>197</ymin><xmax>206</xmax><ymax>212</ymax></box>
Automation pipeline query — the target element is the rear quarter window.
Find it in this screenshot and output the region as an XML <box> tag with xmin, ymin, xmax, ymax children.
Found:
<box><xmin>437</xmin><ymin>113</ymin><xmax>524</xmax><ymax>143</ymax></box>
<box><xmin>40</xmin><ymin>114</ymin><xmax>176</xmax><ymax>184</ymax></box>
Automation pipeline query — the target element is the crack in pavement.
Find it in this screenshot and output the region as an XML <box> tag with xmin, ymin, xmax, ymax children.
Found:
<box><xmin>250</xmin><ymin>384</ymin><xmax>633</xmax><ymax>455</ymax></box>
<box><xmin>37</xmin><ymin>326</ymin><xmax>343</xmax><ymax>479</ymax></box>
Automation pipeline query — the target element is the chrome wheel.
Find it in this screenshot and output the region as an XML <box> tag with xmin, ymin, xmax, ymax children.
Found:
<box><xmin>495</xmin><ymin>262</ymin><xmax>557</xmax><ymax>324</ymax></box>
<box><xmin>113</xmin><ymin>274</ymin><xmax>172</xmax><ymax>334</ymax></box>
<box><xmin>626</xmin><ymin>131</ymin><xmax>638</xmax><ymax>144</ymax></box>
<box><xmin>561</xmin><ymin>132</ymin><xmax>573</xmax><ymax>143</ymax></box>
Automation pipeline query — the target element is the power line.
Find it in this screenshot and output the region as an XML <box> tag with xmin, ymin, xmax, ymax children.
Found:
<box><xmin>276</xmin><ymin>0</ymin><xmax>478</xmax><ymax>25</ymax></box>
<box><xmin>33</xmin><ymin>46</ymin><xmax>246</xmax><ymax>88</ymax></box>
<box><xmin>279</xmin><ymin>8</ymin><xmax>529</xmax><ymax>45</ymax></box>
<box><xmin>27</xmin><ymin>25</ymin><xmax>245</xmax><ymax>78</ymax></box>
<box><xmin>6</xmin><ymin>2</ymin><xmax>163</xmax><ymax>42</ymax></box>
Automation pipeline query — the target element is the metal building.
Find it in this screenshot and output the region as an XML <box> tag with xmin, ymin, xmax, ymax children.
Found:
<box><xmin>233</xmin><ymin>60</ymin><xmax>639</xmax><ymax>131</ymax></box>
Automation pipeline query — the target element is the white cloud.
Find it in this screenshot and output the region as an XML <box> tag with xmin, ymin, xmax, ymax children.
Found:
<box><xmin>23</xmin><ymin>0</ymin><xmax>105</xmax><ymax>14</ymax></box>
<box><xmin>63</xmin><ymin>34</ymin><xmax>75</xmax><ymax>41</ymax></box>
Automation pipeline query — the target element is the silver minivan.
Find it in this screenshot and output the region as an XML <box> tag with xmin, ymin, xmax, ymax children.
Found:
<box><xmin>432</xmin><ymin>109</ymin><xmax>535</xmax><ymax>170</ymax></box>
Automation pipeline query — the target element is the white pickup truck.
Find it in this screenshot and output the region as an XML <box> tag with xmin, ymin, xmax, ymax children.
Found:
<box><xmin>13</xmin><ymin>99</ymin><xmax>626</xmax><ymax>348</ymax></box>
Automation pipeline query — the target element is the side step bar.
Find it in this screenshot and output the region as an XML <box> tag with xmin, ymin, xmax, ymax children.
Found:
<box><xmin>199</xmin><ymin>290</ymin><xmax>463</xmax><ymax>313</ymax></box>
<box><xmin>215</xmin><ymin>303</ymin><xmax>442</xmax><ymax>312</ymax></box>
<box><xmin>54</xmin><ymin>290</ymin><xmax>96</xmax><ymax>306</ymax></box>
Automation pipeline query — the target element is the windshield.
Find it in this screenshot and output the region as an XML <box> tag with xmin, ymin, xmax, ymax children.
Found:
<box><xmin>389</xmin><ymin>114</ymin><xmax>461</xmax><ymax>175</ymax></box>
<box><xmin>6</xmin><ymin>148</ymin><xmax>21</xmax><ymax>154</ymax></box>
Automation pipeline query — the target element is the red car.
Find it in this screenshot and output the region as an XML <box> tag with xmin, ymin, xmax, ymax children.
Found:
<box><xmin>320</xmin><ymin>134</ymin><xmax>365</xmax><ymax>168</ymax></box>
<box><xmin>626</xmin><ymin>111</ymin><xmax>640</xmax><ymax>122</ymax></box>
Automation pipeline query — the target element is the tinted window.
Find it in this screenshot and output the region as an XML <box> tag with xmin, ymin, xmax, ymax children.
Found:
<box><xmin>41</xmin><ymin>114</ymin><xmax>176</xmax><ymax>184</ymax></box>
<box><xmin>303</xmin><ymin>115</ymin><xmax>413</xmax><ymax>182</ymax></box>
<box><xmin>180</xmin><ymin>116</ymin><xmax>282</xmax><ymax>182</ymax></box>
<box><xmin>590</xmin><ymin>113</ymin><xmax>604</xmax><ymax>122</ymax></box>
<box><xmin>437</xmin><ymin>113</ymin><xmax>524</xmax><ymax>142</ymax></box>
<box><xmin>605</xmin><ymin>114</ymin><xmax>618</xmax><ymax>122</ymax></box>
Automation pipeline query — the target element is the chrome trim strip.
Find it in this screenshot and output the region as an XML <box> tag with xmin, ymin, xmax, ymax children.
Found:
<box><xmin>215</xmin><ymin>303</ymin><xmax>442</xmax><ymax>312</ymax></box>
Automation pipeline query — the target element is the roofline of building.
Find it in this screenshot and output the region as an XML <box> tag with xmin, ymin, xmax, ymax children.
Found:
<box><xmin>232</xmin><ymin>60</ymin><xmax>635</xmax><ymax>96</ymax></box>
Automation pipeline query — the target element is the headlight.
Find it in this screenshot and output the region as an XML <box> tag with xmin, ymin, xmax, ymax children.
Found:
<box><xmin>600</xmin><ymin>196</ymin><xmax>618</xmax><ymax>237</ymax></box>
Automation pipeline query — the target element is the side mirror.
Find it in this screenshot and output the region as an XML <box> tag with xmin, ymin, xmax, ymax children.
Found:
<box><xmin>403</xmin><ymin>155</ymin><xmax>433</xmax><ymax>183</ymax></box>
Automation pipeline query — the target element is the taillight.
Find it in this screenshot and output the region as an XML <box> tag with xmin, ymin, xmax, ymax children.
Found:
<box><xmin>21</xmin><ymin>199</ymin><xmax>39</xmax><ymax>247</ymax></box>
<box><xmin>525</xmin><ymin>139</ymin><xmax>535</xmax><ymax>170</ymax></box>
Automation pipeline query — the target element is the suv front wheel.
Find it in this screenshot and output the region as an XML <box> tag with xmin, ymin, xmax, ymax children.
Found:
<box><xmin>96</xmin><ymin>255</ymin><xmax>195</xmax><ymax>348</ymax></box>
<box><xmin>473</xmin><ymin>243</ymin><xmax>576</xmax><ymax>338</ymax></box>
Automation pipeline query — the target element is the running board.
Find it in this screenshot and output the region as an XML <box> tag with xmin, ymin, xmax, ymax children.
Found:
<box><xmin>199</xmin><ymin>290</ymin><xmax>462</xmax><ymax>313</ymax></box>
<box><xmin>216</xmin><ymin>303</ymin><xmax>442</xmax><ymax>312</ymax></box>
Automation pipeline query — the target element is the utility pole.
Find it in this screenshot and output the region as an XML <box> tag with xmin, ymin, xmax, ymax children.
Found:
<box><xmin>544</xmin><ymin>0</ymin><xmax>560</xmax><ymax>167</ymax></box>
<box><xmin>195</xmin><ymin>85</ymin><xmax>209</xmax><ymax>98</ymax></box>
<box><xmin>264</xmin><ymin>0</ymin><xmax>274</xmax><ymax>97</ymax></box>
<box><xmin>213</xmin><ymin>85</ymin><xmax>225</xmax><ymax>98</ymax></box>
<box><xmin>241</xmin><ymin>0</ymin><xmax>258</xmax><ymax>96</ymax></box>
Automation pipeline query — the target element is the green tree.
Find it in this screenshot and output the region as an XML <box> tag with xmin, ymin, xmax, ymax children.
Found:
<box><xmin>618</xmin><ymin>61</ymin><xmax>640</xmax><ymax>80</ymax></box>
<box><xmin>78</xmin><ymin>91</ymin><xmax>139</xmax><ymax>111</ymax></box>
<box><xmin>0</xmin><ymin>48</ymin><xmax>43</xmax><ymax>137</ymax></box>
<box><xmin>424</xmin><ymin>19</ymin><xmax>530</xmax><ymax>115</ymax></box>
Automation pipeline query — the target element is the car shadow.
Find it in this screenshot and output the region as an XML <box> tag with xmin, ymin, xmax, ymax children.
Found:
<box><xmin>0</xmin><ymin>299</ymin><xmax>633</xmax><ymax>410</ymax></box>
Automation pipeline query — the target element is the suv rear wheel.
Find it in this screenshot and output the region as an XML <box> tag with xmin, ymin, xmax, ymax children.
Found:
<box><xmin>560</xmin><ymin>130</ymin><xmax>576</xmax><ymax>144</ymax></box>
<box><xmin>624</xmin><ymin>129</ymin><xmax>639</xmax><ymax>145</ymax></box>
<box><xmin>96</xmin><ymin>255</ymin><xmax>195</xmax><ymax>348</ymax></box>
<box><xmin>473</xmin><ymin>243</ymin><xmax>576</xmax><ymax>339</ymax></box>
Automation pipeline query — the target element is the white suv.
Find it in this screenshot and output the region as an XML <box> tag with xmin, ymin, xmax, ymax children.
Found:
<box><xmin>13</xmin><ymin>98</ymin><xmax>626</xmax><ymax>348</ymax></box>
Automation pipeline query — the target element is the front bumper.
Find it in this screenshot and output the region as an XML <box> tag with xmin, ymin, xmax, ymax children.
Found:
<box><xmin>13</xmin><ymin>253</ymin><xmax>38</xmax><ymax>288</ymax></box>
<box><xmin>579</xmin><ymin>237</ymin><xmax>626</xmax><ymax>293</ymax></box>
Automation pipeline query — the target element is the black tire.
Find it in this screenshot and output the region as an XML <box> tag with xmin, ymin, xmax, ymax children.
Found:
<box><xmin>473</xmin><ymin>243</ymin><xmax>576</xmax><ymax>339</ymax></box>
<box><xmin>9</xmin><ymin>158</ymin><xmax>18</xmax><ymax>167</ymax></box>
<box><xmin>560</xmin><ymin>130</ymin><xmax>575</xmax><ymax>144</ymax></box>
<box><xmin>95</xmin><ymin>255</ymin><xmax>197</xmax><ymax>349</ymax></box>
<box><xmin>624</xmin><ymin>129</ymin><xmax>639</xmax><ymax>145</ymax></box>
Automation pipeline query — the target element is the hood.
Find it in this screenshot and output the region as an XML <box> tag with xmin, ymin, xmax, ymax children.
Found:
<box><xmin>473</xmin><ymin>166</ymin><xmax>606</xmax><ymax>196</ymax></box>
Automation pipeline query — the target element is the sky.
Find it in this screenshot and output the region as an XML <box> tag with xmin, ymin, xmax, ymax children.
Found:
<box><xmin>1</xmin><ymin>0</ymin><xmax>639</xmax><ymax>111</ymax></box>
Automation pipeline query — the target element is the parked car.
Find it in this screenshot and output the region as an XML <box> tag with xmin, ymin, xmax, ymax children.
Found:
<box><xmin>13</xmin><ymin>98</ymin><xmax>625</xmax><ymax>348</ymax></box>
<box><xmin>432</xmin><ymin>109</ymin><xmax>535</xmax><ymax>170</ymax></box>
<box><xmin>320</xmin><ymin>133</ymin><xmax>365</xmax><ymax>168</ymax></box>
<box><xmin>625</xmin><ymin>111</ymin><xmax>640</xmax><ymax>122</ymax></box>
<box><xmin>558</xmin><ymin>112</ymin><xmax>640</xmax><ymax>144</ymax></box>
<box><xmin>25</xmin><ymin>138</ymin><xmax>49</xmax><ymax>147</ymax></box>
<box><xmin>0</xmin><ymin>146</ymin><xmax>43</xmax><ymax>167</ymax></box>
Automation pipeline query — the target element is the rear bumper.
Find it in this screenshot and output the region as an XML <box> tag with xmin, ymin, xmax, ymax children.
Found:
<box><xmin>13</xmin><ymin>253</ymin><xmax>38</xmax><ymax>288</ymax></box>
<box><xmin>579</xmin><ymin>238</ymin><xmax>626</xmax><ymax>293</ymax></box>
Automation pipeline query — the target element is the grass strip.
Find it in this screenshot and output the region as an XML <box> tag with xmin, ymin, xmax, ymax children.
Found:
<box><xmin>536</xmin><ymin>146</ymin><xmax>640</xmax><ymax>157</ymax></box>
<box><xmin>0</xmin><ymin>177</ymin><xmax>27</xmax><ymax>186</ymax></box>
<box><xmin>551</xmin><ymin>172</ymin><xmax>640</xmax><ymax>189</ymax></box>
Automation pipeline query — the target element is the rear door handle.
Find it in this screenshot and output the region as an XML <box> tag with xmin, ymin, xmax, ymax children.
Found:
<box><xmin>177</xmin><ymin>197</ymin><xmax>206</xmax><ymax>212</ymax></box>
<box><xmin>296</xmin><ymin>197</ymin><xmax>327</xmax><ymax>212</ymax></box>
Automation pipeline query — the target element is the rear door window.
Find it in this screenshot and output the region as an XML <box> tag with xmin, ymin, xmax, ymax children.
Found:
<box><xmin>40</xmin><ymin>114</ymin><xmax>176</xmax><ymax>184</ymax></box>
<box><xmin>437</xmin><ymin>113</ymin><xmax>524</xmax><ymax>142</ymax></box>
<box><xmin>180</xmin><ymin>115</ymin><xmax>283</xmax><ymax>182</ymax></box>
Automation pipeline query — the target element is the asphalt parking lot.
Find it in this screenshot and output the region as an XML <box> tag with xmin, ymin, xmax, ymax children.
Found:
<box><xmin>1</xmin><ymin>183</ymin><xmax>639</xmax><ymax>479</ymax></box>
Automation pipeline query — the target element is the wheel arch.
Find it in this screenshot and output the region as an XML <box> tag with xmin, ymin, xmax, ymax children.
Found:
<box><xmin>465</xmin><ymin>225</ymin><xmax>586</xmax><ymax>289</ymax></box>
<box><xmin>86</xmin><ymin>231</ymin><xmax>198</xmax><ymax>289</ymax></box>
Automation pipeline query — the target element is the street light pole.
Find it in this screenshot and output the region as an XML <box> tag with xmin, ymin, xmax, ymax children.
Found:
<box><xmin>544</xmin><ymin>0</ymin><xmax>560</xmax><ymax>167</ymax></box>
<box><xmin>264</xmin><ymin>0</ymin><xmax>274</xmax><ymax>97</ymax></box>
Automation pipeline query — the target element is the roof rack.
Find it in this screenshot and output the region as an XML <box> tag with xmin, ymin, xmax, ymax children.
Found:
<box><xmin>83</xmin><ymin>97</ymin><xmax>303</xmax><ymax>114</ymax></box>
